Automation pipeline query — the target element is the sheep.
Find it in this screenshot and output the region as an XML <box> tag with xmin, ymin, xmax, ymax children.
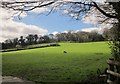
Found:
<box><xmin>63</xmin><ymin>50</ymin><xmax>67</xmax><ymax>53</ymax></box>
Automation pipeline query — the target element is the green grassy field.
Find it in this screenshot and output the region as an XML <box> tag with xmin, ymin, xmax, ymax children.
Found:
<box><xmin>2</xmin><ymin>42</ymin><xmax>111</xmax><ymax>83</ymax></box>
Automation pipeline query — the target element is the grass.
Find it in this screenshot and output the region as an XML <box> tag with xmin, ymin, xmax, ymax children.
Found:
<box><xmin>2</xmin><ymin>42</ymin><xmax>111</xmax><ymax>83</ymax></box>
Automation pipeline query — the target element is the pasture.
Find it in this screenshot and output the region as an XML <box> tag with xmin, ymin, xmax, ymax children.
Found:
<box><xmin>2</xmin><ymin>42</ymin><xmax>111</xmax><ymax>83</ymax></box>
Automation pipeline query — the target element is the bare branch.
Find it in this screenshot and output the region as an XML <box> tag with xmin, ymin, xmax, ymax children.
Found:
<box><xmin>0</xmin><ymin>0</ymin><xmax>118</xmax><ymax>19</ymax></box>
<box><xmin>1</xmin><ymin>1</ymin><xmax>55</xmax><ymax>11</ymax></box>
<box><xmin>93</xmin><ymin>2</ymin><xmax>117</xmax><ymax>18</ymax></box>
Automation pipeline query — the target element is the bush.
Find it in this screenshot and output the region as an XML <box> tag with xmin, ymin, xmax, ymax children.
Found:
<box><xmin>50</xmin><ymin>43</ymin><xmax>60</xmax><ymax>46</ymax></box>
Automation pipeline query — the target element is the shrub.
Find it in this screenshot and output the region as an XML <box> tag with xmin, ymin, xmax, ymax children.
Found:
<box><xmin>50</xmin><ymin>43</ymin><xmax>60</xmax><ymax>46</ymax></box>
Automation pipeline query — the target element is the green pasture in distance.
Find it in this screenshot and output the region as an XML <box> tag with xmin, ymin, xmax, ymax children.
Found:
<box><xmin>2</xmin><ymin>42</ymin><xmax>111</xmax><ymax>83</ymax></box>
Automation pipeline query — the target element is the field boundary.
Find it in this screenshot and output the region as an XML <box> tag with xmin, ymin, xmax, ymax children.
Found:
<box><xmin>107</xmin><ymin>58</ymin><xmax>120</xmax><ymax>84</ymax></box>
<box><xmin>1</xmin><ymin>43</ymin><xmax>60</xmax><ymax>52</ymax></box>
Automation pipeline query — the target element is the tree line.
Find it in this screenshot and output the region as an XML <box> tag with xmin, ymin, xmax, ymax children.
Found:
<box><xmin>1</xmin><ymin>30</ymin><xmax>111</xmax><ymax>49</ymax></box>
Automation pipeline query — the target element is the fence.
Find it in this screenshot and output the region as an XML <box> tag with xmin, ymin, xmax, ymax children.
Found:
<box><xmin>107</xmin><ymin>58</ymin><xmax>120</xmax><ymax>84</ymax></box>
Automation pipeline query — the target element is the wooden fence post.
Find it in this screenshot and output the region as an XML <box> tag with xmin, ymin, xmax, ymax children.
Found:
<box><xmin>115</xmin><ymin>62</ymin><xmax>120</xmax><ymax>83</ymax></box>
<box><xmin>107</xmin><ymin>57</ymin><xmax>120</xmax><ymax>83</ymax></box>
<box><xmin>107</xmin><ymin>58</ymin><xmax>115</xmax><ymax>83</ymax></box>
